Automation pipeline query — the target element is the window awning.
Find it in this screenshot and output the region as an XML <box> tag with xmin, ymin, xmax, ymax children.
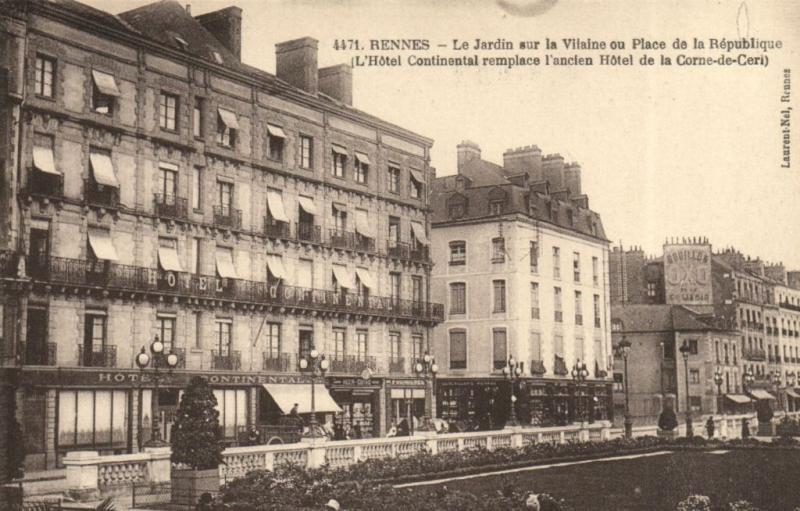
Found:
<box><xmin>215</xmin><ymin>247</ymin><xmax>238</xmax><ymax>279</ymax></box>
<box><xmin>158</xmin><ymin>245</ymin><xmax>183</xmax><ymax>272</ymax></box>
<box><xmin>33</xmin><ymin>146</ymin><xmax>60</xmax><ymax>175</ymax></box>
<box><xmin>88</xmin><ymin>229</ymin><xmax>118</xmax><ymax>261</ymax></box>
<box><xmin>390</xmin><ymin>388</ymin><xmax>425</xmax><ymax>399</ymax></box>
<box><xmin>159</xmin><ymin>161</ymin><xmax>179</xmax><ymax>171</ymax></box>
<box><xmin>297</xmin><ymin>196</ymin><xmax>317</xmax><ymax>215</ymax></box>
<box><xmin>355</xmin><ymin>152</ymin><xmax>371</xmax><ymax>165</ymax></box>
<box><xmin>217</xmin><ymin>108</ymin><xmax>239</xmax><ymax>130</ymax></box>
<box><xmin>355</xmin><ymin>268</ymin><xmax>376</xmax><ymax>289</ymax></box>
<box><xmin>91</xmin><ymin>70</ymin><xmax>121</xmax><ymax>97</ymax></box>
<box><xmin>266</xmin><ymin>190</ymin><xmax>290</xmax><ymax>223</ymax></box>
<box><xmin>749</xmin><ymin>389</ymin><xmax>776</xmax><ymax>400</ymax></box>
<box><xmin>725</xmin><ymin>394</ymin><xmax>752</xmax><ymax>404</ymax></box>
<box><xmin>89</xmin><ymin>152</ymin><xmax>119</xmax><ymax>187</ymax></box>
<box><xmin>332</xmin><ymin>265</ymin><xmax>354</xmax><ymax>289</ymax></box>
<box><xmin>331</xmin><ymin>145</ymin><xmax>348</xmax><ymax>156</ymax></box>
<box><xmin>266</xmin><ymin>124</ymin><xmax>286</xmax><ymax>138</ymax></box>
<box><xmin>409</xmin><ymin>169</ymin><xmax>425</xmax><ymax>184</ymax></box>
<box><xmin>786</xmin><ymin>388</ymin><xmax>800</xmax><ymax>399</ymax></box>
<box><xmin>266</xmin><ymin>255</ymin><xmax>286</xmax><ymax>280</ymax></box>
<box><xmin>262</xmin><ymin>384</ymin><xmax>342</xmax><ymax>414</ymax></box>
<box><xmin>410</xmin><ymin>221</ymin><xmax>429</xmax><ymax>245</ymax></box>
<box><xmin>354</xmin><ymin>209</ymin><xmax>371</xmax><ymax>237</ymax></box>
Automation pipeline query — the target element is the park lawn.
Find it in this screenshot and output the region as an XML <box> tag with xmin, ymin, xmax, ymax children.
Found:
<box><xmin>431</xmin><ymin>449</ymin><xmax>800</xmax><ymax>510</ymax></box>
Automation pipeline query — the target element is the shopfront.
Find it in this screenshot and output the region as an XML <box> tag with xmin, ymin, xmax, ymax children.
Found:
<box><xmin>436</xmin><ymin>378</ymin><xmax>510</xmax><ymax>430</ymax></box>
<box><xmin>385</xmin><ymin>377</ymin><xmax>426</xmax><ymax>434</ymax></box>
<box><xmin>327</xmin><ymin>376</ymin><xmax>382</xmax><ymax>438</ymax></box>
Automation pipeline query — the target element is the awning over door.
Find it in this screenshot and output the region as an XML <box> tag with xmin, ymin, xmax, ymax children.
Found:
<box><xmin>217</xmin><ymin>108</ymin><xmax>239</xmax><ymax>129</ymax></box>
<box><xmin>266</xmin><ymin>124</ymin><xmax>286</xmax><ymax>138</ymax></box>
<box><xmin>158</xmin><ymin>245</ymin><xmax>183</xmax><ymax>272</ymax></box>
<box><xmin>354</xmin><ymin>209</ymin><xmax>371</xmax><ymax>237</ymax></box>
<box><xmin>262</xmin><ymin>384</ymin><xmax>342</xmax><ymax>414</ymax></box>
<box><xmin>355</xmin><ymin>268</ymin><xmax>376</xmax><ymax>289</ymax></box>
<box><xmin>215</xmin><ymin>247</ymin><xmax>238</xmax><ymax>279</ymax></box>
<box><xmin>410</xmin><ymin>221</ymin><xmax>429</xmax><ymax>245</ymax></box>
<box><xmin>749</xmin><ymin>389</ymin><xmax>776</xmax><ymax>400</ymax></box>
<box><xmin>89</xmin><ymin>152</ymin><xmax>119</xmax><ymax>187</ymax></box>
<box><xmin>266</xmin><ymin>191</ymin><xmax>290</xmax><ymax>223</ymax></box>
<box><xmin>266</xmin><ymin>255</ymin><xmax>286</xmax><ymax>280</ymax></box>
<box><xmin>91</xmin><ymin>70</ymin><xmax>121</xmax><ymax>97</ymax></box>
<box><xmin>33</xmin><ymin>146</ymin><xmax>60</xmax><ymax>175</ymax></box>
<box><xmin>88</xmin><ymin>229</ymin><xmax>119</xmax><ymax>261</ymax></box>
<box><xmin>297</xmin><ymin>196</ymin><xmax>317</xmax><ymax>215</ymax></box>
<box><xmin>332</xmin><ymin>265</ymin><xmax>354</xmax><ymax>289</ymax></box>
<box><xmin>725</xmin><ymin>394</ymin><xmax>752</xmax><ymax>404</ymax></box>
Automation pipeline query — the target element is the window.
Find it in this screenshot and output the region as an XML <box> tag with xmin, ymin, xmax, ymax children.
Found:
<box><xmin>554</xmin><ymin>287</ymin><xmax>562</xmax><ymax>322</ymax></box>
<box><xmin>592</xmin><ymin>257</ymin><xmax>599</xmax><ymax>286</ymax></box>
<box><xmin>530</xmin><ymin>282</ymin><xmax>540</xmax><ymax>319</ymax></box>
<box><xmin>193</xmin><ymin>97</ymin><xmax>204</xmax><ymax>138</ymax></box>
<box><xmin>530</xmin><ymin>331</ymin><xmax>542</xmax><ymax>360</ymax></box>
<box><xmin>593</xmin><ymin>294</ymin><xmax>601</xmax><ymax>328</ymax></box>
<box><xmin>493</xmin><ymin>280</ymin><xmax>506</xmax><ymax>313</ymax></box>
<box><xmin>448</xmin><ymin>203</ymin><xmax>465</xmax><ymax>219</ymax></box>
<box><xmin>298</xmin><ymin>328</ymin><xmax>313</xmax><ymax>361</ymax></box>
<box><xmin>573</xmin><ymin>252</ymin><xmax>581</xmax><ymax>282</ymax></box>
<box><xmin>35</xmin><ymin>55</ymin><xmax>55</xmax><ymax>98</ymax></box>
<box><xmin>449</xmin><ymin>330</ymin><xmax>467</xmax><ymax>369</ymax></box>
<box><xmin>389</xmin><ymin>332</ymin><xmax>401</xmax><ymax>362</ymax></box>
<box><xmin>212</xmin><ymin>389</ymin><xmax>248</xmax><ymax>440</ymax></box>
<box><xmin>355</xmin><ymin>331</ymin><xmax>368</xmax><ymax>361</ymax></box>
<box><xmin>84</xmin><ymin>313</ymin><xmax>106</xmax><ymax>350</ymax></box>
<box><xmin>194</xmin><ymin>312</ymin><xmax>202</xmax><ymax>349</ymax></box>
<box><xmin>266</xmin><ymin>125</ymin><xmax>285</xmax><ymax>161</ymax></box>
<box><xmin>491</xmin><ymin>237</ymin><xmax>505</xmax><ymax>262</ymax></box>
<box><xmin>690</xmin><ymin>369</ymin><xmax>700</xmax><ymax>384</ymax></box>
<box><xmin>214</xmin><ymin>319</ymin><xmax>232</xmax><ymax>356</ymax></box>
<box><xmin>492</xmin><ymin>329</ymin><xmax>507</xmax><ymax>370</ymax></box>
<box><xmin>388</xmin><ymin>165</ymin><xmax>400</xmax><ymax>194</ymax></box>
<box><xmin>191</xmin><ymin>167</ymin><xmax>202</xmax><ymax>210</ymax></box>
<box><xmin>449</xmin><ymin>241</ymin><xmax>466</xmax><ymax>265</ymax></box>
<box><xmin>554</xmin><ymin>334</ymin><xmax>564</xmax><ymax>357</ymax></box>
<box><xmin>552</xmin><ymin>247</ymin><xmax>561</xmax><ymax>279</ymax></box>
<box><xmin>190</xmin><ymin>238</ymin><xmax>201</xmax><ymax>274</ymax></box>
<box><xmin>355</xmin><ymin>155</ymin><xmax>369</xmax><ymax>184</ymax></box>
<box><xmin>91</xmin><ymin>70</ymin><xmax>119</xmax><ymax>115</ymax></box>
<box><xmin>333</xmin><ymin>328</ymin><xmax>346</xmax><ymax>360</ymax></box>
<box><xmin>689</xmin><ymin>396</ymin><xmax>702</xmax><ymax>412</ymax></box>
<box><xmin>157</xmin><ymin>315</ymin><xmax>176</xmax><ymax>352</ymax></box>
<box><xmin>159</xmin><ymin>164</ymin><xmax>177</xmax><ymax>203</ymax></box>
<box><xmin>530</xmin><ymin>241</ymin><xmax>539</xmax><ymax>273</ymax></box>
<box><xmin>647</xmin><ymin>282</ymin><xmax>657</xmax><ymax>297</ymax></box>
<box><xmin>566</xmin><ymin>209</ymin><xmax>574</xmax><ymax>226</ymax></box>
<box><xmin>574</xmin><ymin>291</ymin><xmax>583</xmax><ymax>325</ymax></box>
<box><xmin>265</xmin><ymin>322</ymin><xmax>281</xmax><ymax>358</ymax></box>
<box><xmin>613</xmin><ymin>373</ymin><xmax>624</xmax><ymax>391</ymax></box>
<box><xmin>388</xmin><ymin>217</ymin><xmax>400</xmax><ymax>243</ymax></box>
<box><xmin>300</xmin><ymin>135</ymin><xmax>313</xmax><ymax>169</ymax></box>
<box><xmin>58</xmin><ymin>389</ymin><xmax>128</xmax><ymax>448</ymax></box>
<box><xmin>390</xmin><ymin>272</ymin><xmax>401</xmax><ymax>301</ymax></box>
<box><xmin>216</xmin><ymin>108</ymin><xmax>238</xmax><ymax>147</ymax></box>
<box><xmin>450</xmin><ymin>282</ymin><xmax>466</xmax><ymax>315</ymax></box>
<box><xmin>410</xmin><ymin>171</ymin><xmax>423</xmax><ymax>198</ymax></box>
<box><xmin>217</xmin><ymin>180</ymin><xmax>233</xmax><ymax>213</ymax></box>
<box><xmin>489</xmin><ymin>200</ymin><xmax>504</xmax><ymax>215</ymax></box>
<box><xmin>412</xmin><ymin>334</ymin><xmax>424</xmax><ymax>360</ymax></box>
<box><xmin>332</xmin><ymin>204</ymin><xmax>347</xmax><ymax>232</ymax></box>
<box><xmin>411</xmin><ymin>276</ymin><xmax>423</xmax><ymax>304</ymax></box>
<box><xmin>688</xmin><ymin>339</ymin><xmax>698</xmax><ymax>355</ymax></box>
<box><xmin>331</xmin><ymin>147</ymin><xmax>347</xmax><ymax>177</ymax></box>
<box><xmin>159</xmin><ymin>92</ymin><xmax>179</xmax><ymax>131</ymax></box>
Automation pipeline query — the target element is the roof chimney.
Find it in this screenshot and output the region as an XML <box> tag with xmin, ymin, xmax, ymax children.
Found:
<box><xmin>319</xmin><ymin>64</ymin><xmax>353</xmax><ymax>105</ymax></box>
<box><xmin>185</xmin><ymin>4</ymin><xmax>191</xmax><ymax>15</ymax></box>
<box><xmin>276</xmin><ymin>37</ymin><xmax>319</xmax><ymax>95</ymax></box>
<box><xmin>457</xmin><ymin>140</ymin><xmax>481</xmax><ymax>171</ymax></box>
<box><xmin>194</xmin><ymin>6</ymin><xmax>242</xmax><ymax>60</ymax></box>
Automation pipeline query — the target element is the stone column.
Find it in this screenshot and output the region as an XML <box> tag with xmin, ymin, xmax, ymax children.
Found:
<box><xmin>63</xmin><ymin>451</ymin><xmax>100</xmax><ymax>501</ymax></box>
<box><xmin>144</xmin><ymin>446</ymin><xmax>171</xmax><ymax>484</ymax></box>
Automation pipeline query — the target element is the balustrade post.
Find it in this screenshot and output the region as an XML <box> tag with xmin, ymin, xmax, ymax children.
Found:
<box><xmin>144</xmin><ymin>446</ymin><xmax>171</xmax><ymax>484</ymax></box>
<box><xmin>303</xmin><ymin>437</ymin><xmax>328</xmax><ymax>469</ymax></box>
<box><xmin>63</xmin><ymin>451</ymin><xmax>100</xmax><ymax>501</ymax></box>
<box><xmin>559</xmin><ymin>431</ymin><xmax>566</xmax><ymax>444</ymax></box>
<box><xmin>486</xmin><ymin>435</ymin><xmax>493</xmax><ymax>452</ymax></box>
<box><xmin>265</xmin><ymin>451</ymin><xmax>275</xmax><ymax>472</ymax></box>
<box><xmin>510</xmin><ymin>429</ymin><xmax>523</xmax><ymax>449</ymax></box>
<box><xmin>456</xmin><ymin>437</ymin><xmax>465</xmax><ymax>452</ymax></box>
<box><xmin>353</xmin><ymin>444</ymin><xmax>362</xmax><ymax>463</ymax></box>
<box><xmin>426</xmin><ymin>436</ymin><xmax>438</xmax><ymax>455</ymax></box>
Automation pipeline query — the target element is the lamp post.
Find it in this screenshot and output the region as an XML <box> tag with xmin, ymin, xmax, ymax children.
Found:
<box><xmin>502</xmin><ymin>355</ymin><xmax>522</xmax><ymax>427</ymax></box>
<box><xmin>414</xmin><ymin>352</ymin><xmax>438</xmax><ymax>432</ymax></box>
<box><xmin>299</xmin><ymin>347</ymin><xmax>330</xmax><ymax>438</ymax></box>
<box><xmin>679</xmin><ymin>340</ymin><xmax>693</xmax><ymax>438</ymax></box>
<box><xmin>135</xmin><ymin>335</ymin><xmax>179</xmax><ymax>447</ymax></box>
<box><xmin>743</xmin><ymin>367</ymin><xmax>755</xmax><ymax>393</ymax></box>
<box><xmin>772</xmin><ymin>371</ymin><xmax>783</xmax><ymax>413</ymax></box>
<box><xmin>714</xmin><ymin>367</ymin><xmax>724</xmax><ymax>415</ymax></box>
<box><xmin>618</xmin><ymin>337</ymin><xmax>632</xmax><ymax>439</ymax></box>
<box><xmin>788</xmin><ymin>373</ymin><xmax>797</xmax><ymax>412</ymax></box>
<box><xmin>571</xmin><ymin>359</ymin><xmax>589</xmax><ymax>423</ymax></box>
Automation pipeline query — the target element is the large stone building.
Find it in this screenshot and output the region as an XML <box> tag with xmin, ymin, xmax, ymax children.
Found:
<box><xmin>0</xmin><ymin>0</ymin><xmax>443</xmax><ymax>470</ymax></box>
<box><xmin>430</xmin><ymin>142</ymin><xmax>613</xmax><ymax>429</ymax></box>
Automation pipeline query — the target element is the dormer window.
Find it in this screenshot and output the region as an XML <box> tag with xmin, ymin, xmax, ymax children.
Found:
<box><xmin>448</xmin><ymin>203</ymin><xmax>465</xmax><ymax>219</ymax></box>
<box><xmin>91</xmin><ymin>70</ymin><xmax>120</xmax><ymax>116</ymax></box>
<box><xmin>489</xmin><ymin>200</ymin><xmax>504</xmax><ymax>215</ymax></box>
<box><xmin>566</xmin><ymin>209</ymin><xmax>574</xmax><ymax>226</ymax></box>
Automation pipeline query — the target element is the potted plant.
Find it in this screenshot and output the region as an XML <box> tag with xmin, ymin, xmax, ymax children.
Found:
<box><xmin>657</xmin><ymin>406</ymin><xmax>678</xmax><ymax>439</ymax></box>
<box><xmin>171</xmin><ymin>376</ymin><xmax>224</xmax><ymax>506</ymax></box>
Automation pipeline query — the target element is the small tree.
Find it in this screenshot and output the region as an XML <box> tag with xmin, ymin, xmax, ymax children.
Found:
<box><xmin>171</xmin><ymin>376</ymin><xmax>223</xmax><ymax>470</ymax></box>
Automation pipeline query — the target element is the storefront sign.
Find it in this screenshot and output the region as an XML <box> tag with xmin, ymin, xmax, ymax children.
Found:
<box><xmin>20</xmin><ymin>368</ymin><xmax>310</xmax><ymax>388</ymax></box>
<box><xmin>664</xmin><ymin>243</ymin><xmax>712</xmax><ymax>305</ymax></box>
<box><xmin>328</xmin><ymin>376</ymin><xmax>382</xmax><ymax>388</ymax></box>
<box><xmin>385</xmin><ymin>378</ymin><xmax>426</xmax><ymax>388</ymax></box>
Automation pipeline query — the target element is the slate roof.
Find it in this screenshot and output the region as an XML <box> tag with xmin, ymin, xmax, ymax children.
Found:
<box><xmin>611</xmin><ymin>304</ymin><xmax>723</xmax><ymax>333</ymax></box>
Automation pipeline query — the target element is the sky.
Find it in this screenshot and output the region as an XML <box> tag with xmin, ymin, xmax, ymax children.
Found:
<box><xmin>86</xmin><ymin>0</ymin><xmax>800</xmax><ymax>268</ymax></box>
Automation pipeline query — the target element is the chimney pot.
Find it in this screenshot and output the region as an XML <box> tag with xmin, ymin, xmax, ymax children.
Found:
<box><xmin>276</xmin><ymin>37</ymin><xmax>319</xmax><ymax>95</ymax></box>
<box><xmin>195</xmin><ymin>6</ymin><xmax>243</xmax><ymax>60</ymax></box>
<box><xmin>318</xmin><ymin>64</ymin><xmax>353</xmax><ymax>106</ymax></box>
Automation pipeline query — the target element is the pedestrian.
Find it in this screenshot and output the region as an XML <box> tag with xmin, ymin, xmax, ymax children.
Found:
<box><xmin>705</xmin><ymin>416</ymin><xmax>715</xmax><ymax>438</ymax></box>
<box><xmin>196</xmin><ymin>492</ymin><xmax>214</xmax><ymax>511</ymax></box>
<box><xmin>353</xmin><ymin>423</ymin><xmax>362</xmax><ymax>439</ymax></box>
<box><xmin>247</xmin><ymin>426</ymin><xmax>260</xmax><ymax>446</ymax></box>
<box><xmin>741</xmin><ymin>418</ymin><xmax>750</xmax><ymax>439</ymax></box>
<box><xmin>290</xmin><ymin>403</ymin><xmax>299</xmax><ymax>417</ymax></box>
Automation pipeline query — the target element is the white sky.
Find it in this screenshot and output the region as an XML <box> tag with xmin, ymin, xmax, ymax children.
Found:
<box><xmin>88</xmin><ymin>0</ymin><xmax>800</xmax><ymax>268</ymax></box>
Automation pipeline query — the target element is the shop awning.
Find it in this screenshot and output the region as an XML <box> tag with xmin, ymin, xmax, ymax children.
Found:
<box><xmin>725</xmin><ymin>394</ymin><xmax>752</xmax><ymax>404</ymax></box>
<box><xmin>354</xmin><ymin>152</ymin><xmax>371</xmax><ymax>165</ymax></box>
<box><xmin>355</xmin><ymin>268</ymin><xmax>376</xmax><ymax>289</ymax></box>
<box><xmin>215</xmin><ymin>247</ymin><xmax>238</xmax><ymax>279</ymax></box>
<box><xmin>331</xmin><ymin>145</ymin><xmax>348</xmax><ymax>156</ymax></box>
<box><xmin>410</xmin><ymin>221</ymin><xmax>429</xmax><ymax>245</ymax></box>
<box><xmin>89</xmin><ymin>152</ymin><xmax>119</xmax><ymax>187</ymax></box>
<box><xmin>91</xmin><ymin>70</ymin><xmax>121</xmax><ymax>97</ymax></box>
<box><xmin>266</xmin><ymin>255</ymin><xmax>286</xmax><ymax>280</ymax></box>
<box><xmin>390</xmin><ymin>389</ymin><xmax>425</xmax><ymax>399</ymax></box>
<box><xmin>354</xmin><ymin>209</ymin><xmax>371</xmax><ymax>237</ymax></box>
<box><xmin>332</xmin><ymin>265</ymin><xmax>354</xmax><ymax>289</ymax></box>
<box><xmin>217</xmin><ymin>108</ymin><xmax>239</xmax><ymax>130</ymax></box>
<box><xmin>266</xmin><ymin>124</ymin><xmax>286</xmax><ymax>138</ymax></box>
<box><xmin>409</xmin><ymin>169</ymin><xmax>425</xmax><ymax>184</ymax></box>
<box><xmin>158</xmin><ymin>245</ymin><xmax>183</xmax><ymax>272</ymax></box>
<box><xmin>33</xmin><ymin>146</ymin><xmax>60</xmax><ymax>175</ymax></box>
<box><xmin>266</xmin><ymin>190</ymin><xmax>290</xmax><ymax>223</ymax></box>
<box><xmin>786</xmin><ymin>388</ymin><xmax>800</xmax><ymax>399</ymax></box>
<box><xmin>88</xmin><ymin>229</ymin><xmax>119</xmax><ymax>261</ymax></box>
<box><xmin>749</xmin><ymin>389</ymin><xmax>776</xmax><ymax>400</ymax></box>
<box><xmin>262</xmin><ymin>384</ymin><xmax>342</xmax><ymax>414</ymax></box>
<box><xmin>297</xmin><ymin>196</ymin><xmax>317</xmax><ymax>215</ymax></box>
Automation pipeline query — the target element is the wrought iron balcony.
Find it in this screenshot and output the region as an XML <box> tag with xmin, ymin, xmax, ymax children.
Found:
<box><xmin>84</xmin><ymin>179</ymin><xmax>119</xmax><ymax>208</ymax></box>
<box><xmin>23</xmin><ymin>342</ymin><xmax>57</xmax><ymax>366</ymax></box>
<box><xmin>296</xmin><ymin>222</ymin><xmax>321</xmax><ymax>244</ymax></box>
<box><xmin>386</xmin><ymin>240</ymin><xmax>429</xmax><ymax>262</ymax></box>
<box><xmin>329</xmin><ymin>355</ymin><xmax>377</xmax><ymax>374</ymax></box>
<box><xmin>0</xmin><ymin>250</ymin><xmax>18</xmax><ymax>277</ymax></box>
<box><xmin>213</xmin><ymin>205</ymin><xmax>242</xmax><ymax>230</ymax></box>
<box><xmin>389</xmin><ymin>357</ymin><xmax>406</xmax><ymax>374</ymax></box>
<box><xmin>742</xmin><ymin>347</ymin><xmax>767</xmax><ymax>361</ymax></box>
<box><xmin>27</xmin><ymin>172</ymin><xmax>63</xmax><ymax>197</ymax></box>
<box><xmin>212</xmin><ymin>350</ymin><xmax>241</xmax><ymax>370</ymax></box>
<box><xmin>329</xmin><ymin>229</ymin><xmax>375</xmax><ymax>253</ymax></box>
<box><xmin>154</xmin><ymin>193</ymin><xmax>188</xmax><ymax>220</ymax></box>
<box><xmin>263</xmin><ymin>218</ymin><xmax>292</xmax><ymax>240</ymax></box>
<box><xmin>530</xmin><ymin>359</ymin><xmax>547</xmax><ymax>376</ymax></box>
<box><xmin>781</xmin><ymin>301</ymin><xmax>800</xmax><ymax>313</ymax></box>
<box><xmin>153</xmin><ymin>348</ymin><xmax>186</xmax><ymax>369</ymax></box>
<box><xmin>263</xmin><ymin>352</ymin><xmax>293</xmax><ymax>372</ymax></box>
<box><xmin>78</xmin><ymin>345</ymin><xmax>117</xmax><ymax>367</ymax></box>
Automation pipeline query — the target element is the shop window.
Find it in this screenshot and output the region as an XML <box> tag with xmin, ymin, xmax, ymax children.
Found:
<box><xmin>213</xmin><ymin>389</ymin><xmax>248</xmax><ymax>440</ymax></box>
<box><xmin>57</xmin><ymin>390</ymin><xmax>128</xmax><ymax>450</ymax></box>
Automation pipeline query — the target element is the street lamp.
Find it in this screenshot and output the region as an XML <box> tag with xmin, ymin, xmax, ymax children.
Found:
<box><xmin>618</xmin><ymin>337</ymin><xmax>632</xmax><ymax>439</ymax></box>
<box><xmin>714</xmin><ymin>367</ymin><xmax>724</xmax><ymax>415</ymax></box>
<box><xmin>772</xmin><ymin>371</ymin><xmax>783</xmax><ymax>412</ymax></box>
<box><xmin>571</xmin><ymin>359</ymin><xmax>589</xmax><ymax>423</ymax></box>
<box><xmin>414</xmin><ymin>352</ymin><xmax>439</xmax><ymax>432</ymax></box>
<box><xmin>679</xmin><ymin>340</ymin><xmax>693</xmax><ymax>438</ymax></box>
<box><xmin>298</xmin><ymin>348</ymin><xmax>330</xmax><ymax>438</ymax></box>
<box><xmin>788</xmin><ymin>373</ymin><xmax>797</xmax><ymax>412</ymax></box>
<box><xmin>743</xmin><ymin>367</ymin><xmax>755</xmax><ymax>392</ymax></box>
<box><xmin>502</xmin><ymin>355</ymin><xmax>523</xmax><ymax>427</ymax></box>
<box><xmin>135</xmin><ymin>335</ymin><xmax>179</xmax><ymax>447</ymax></box>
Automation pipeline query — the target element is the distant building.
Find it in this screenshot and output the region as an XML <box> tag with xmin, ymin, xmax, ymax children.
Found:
<box><xmin>430</xmin><ymin>141</ymin><xmax>613</xmax><ymax>429</ymax></box>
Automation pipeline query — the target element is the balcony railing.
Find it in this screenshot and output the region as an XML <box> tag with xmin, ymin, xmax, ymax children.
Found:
<box><xmin>742</xmin><ymin>347</ymin><xmax>767</xmax><ymax>361</ymax></box>
<box><xmin>24</xmin><ymin>342</ymin><xmax>57</xmax><ymax>366</ymax></box>
<box><xmin>296</xmin><ymin>222</ymin><xmax>322</xmax><ymax>244</ymax></box>
<box><xmin>0</xmin><ymin>250</ymin><xmax>18</xmax><ymax>277</ymax></box>
<box><xmin>386</xmin><ymin>240</ymin><xmax>429</xmax><ymax>262</ymax></box>
<box><xmin>154</xmin><ymin>193</ymin><xmax>188</xmax><ymax>220</ymax></box>
<box><xmin>329</xmin><ymin>355</ymin><xmax>377</xmax><ymax>374</ymax></box>
<box><xmin>213</xmin><ymin>205</ymin><xmax>242</xmax><ymax>230</ymax></box>
<box><xmin>78</xmin><ymin>345</ymin><xmax>117</xmax><ymax>367</ymax></box>
<box><xmin>153</xmin><ymin>348</ymin><xmax>186</xmax><ymax>369</ymax></box>
<box><xmin>263</xmin><ymin>352</ymin><xmax>293</xmax><ymax>372</ymax></box>
<box><xmin>329</xmin><ymin>229</ymin><xmax>376</xmax><ymax>253</ymax></box>
<box><xmin>26</xmin><ymin>255</ymin><xmax>445</xmax><ymax>322</ymax></box>
<box><xmin>263</xmin><ymin>218</ymin><xmax>292</xmax><ymax>240</ymax></box>
<box><xmin>84</xmin><ymin>179</ymin><xmax>119</xmax><ymax>208</ymax></box>
<box><xmin>389</xmin><ymin>357</ymin><xmax>405</xmax><ymax>374</ymax></box>
<box><xmin>781</xmin><ymin>301</ymin><xmax>800</xmax><ymax>313</ymax></box>
<box><xmin>27</xmin><ymin>172</ymin><xmax>63</xmax><ymax>197</ymax></box>
<box><xmin>212</xmin><ymin>350</ymin><xmax>241</xmax><ymax>371</ymax></box>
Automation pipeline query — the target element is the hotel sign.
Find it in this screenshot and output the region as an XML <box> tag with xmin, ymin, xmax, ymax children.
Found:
<box><xmin>20</xmin><ymin>368</ymin><xmax>310</xmax><ymax>387</ymax></box>
<box><xmin>664</xmin><ymin>244</ymin><xmax>713</xmax><ymax>305</ymax></box>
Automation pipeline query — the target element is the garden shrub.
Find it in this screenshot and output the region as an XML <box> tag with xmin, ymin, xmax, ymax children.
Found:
<box><xmin>676</xmin><ymin>494</ymin><xmax>712</xmax><ymax>511</ymax></box>
<box><xmin>659</xmin><ymin>408</ymin><xmax>679</xmax><ymax>431</ymax></box>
